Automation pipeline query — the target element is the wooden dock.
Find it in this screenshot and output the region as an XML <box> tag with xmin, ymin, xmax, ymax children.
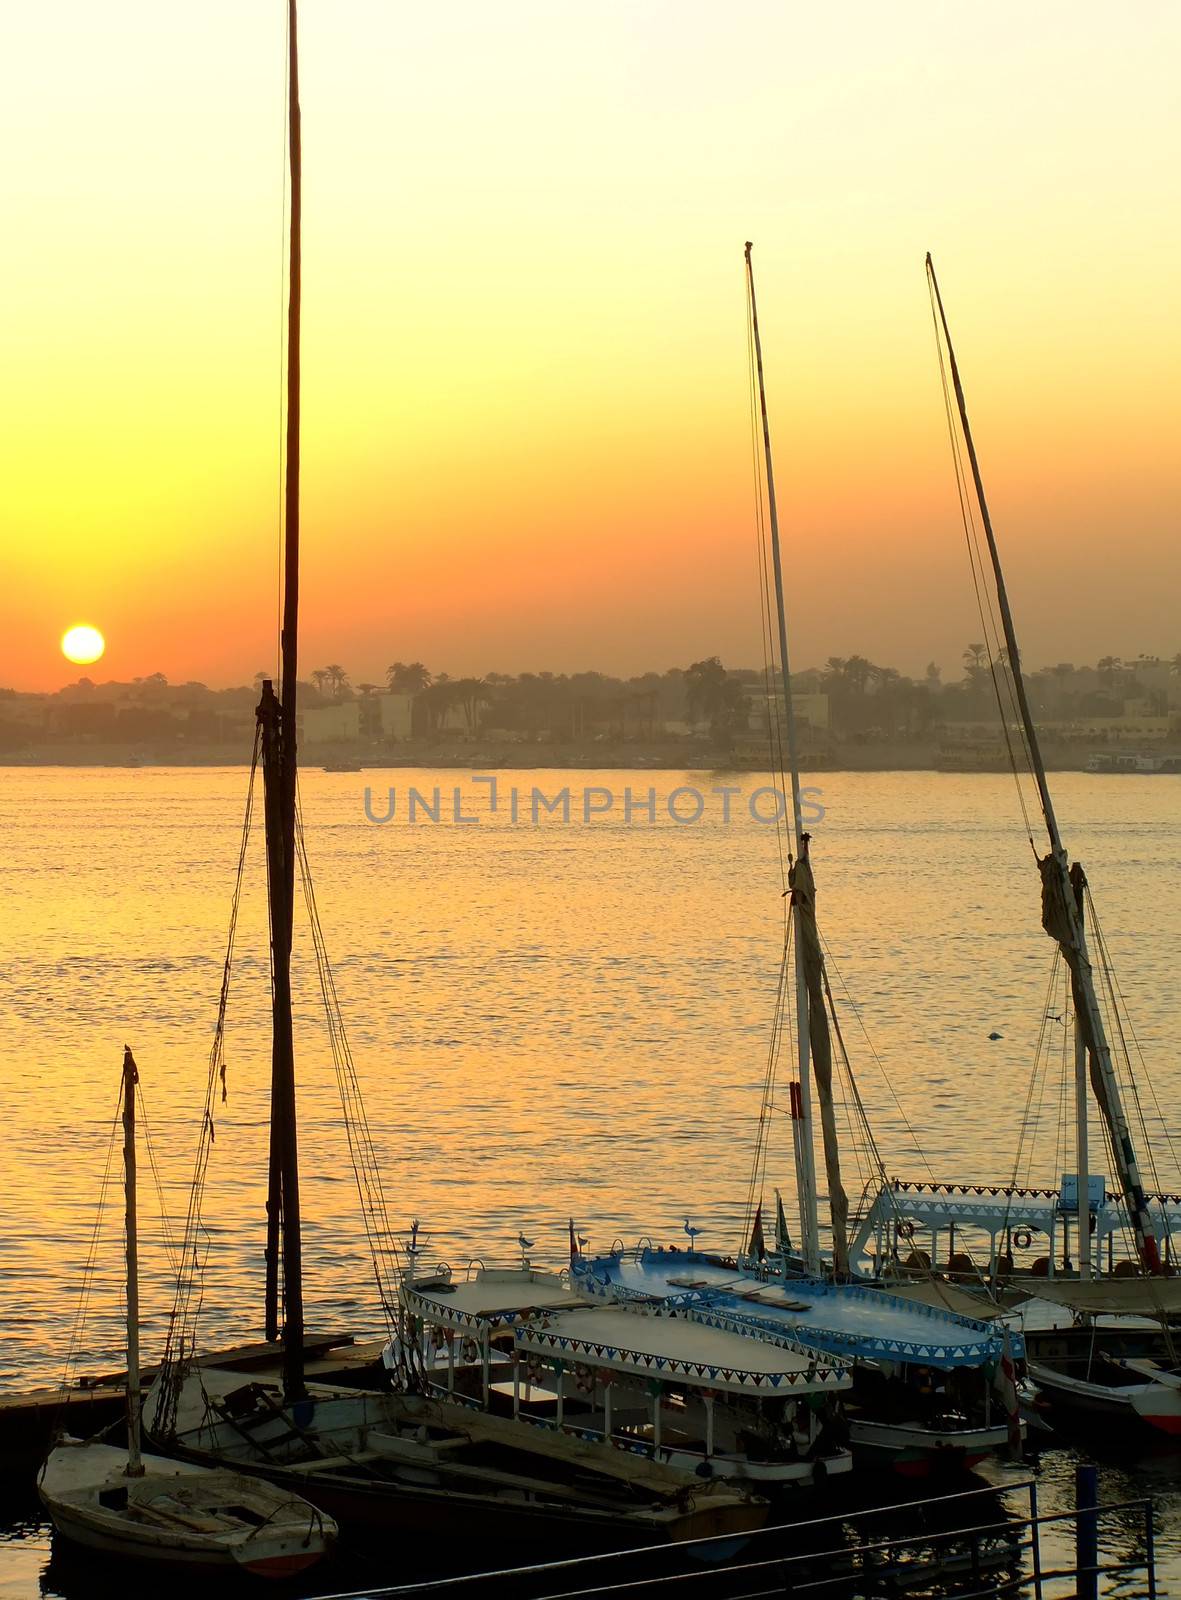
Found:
<box><xmin>0</xmin><ymin>1328</ymin><xmax>368</xmax><ymax>1476</ymax></box>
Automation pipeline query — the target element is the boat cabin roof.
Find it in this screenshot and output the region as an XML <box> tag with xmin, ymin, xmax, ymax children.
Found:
<box><xmin>577</xmin><ymin>1249</ymin><xmax>1010</xmax><ymax>1368</ymax></box>
<box><xmin>515</xmin><ymin>1306</ymin><xmax>849</xmax><ymax>1396</ymax></box>
<box><xmin>404</xmin><ymin>1269</ymin><xmax>595</xmax><ymax>1332</ymax></box>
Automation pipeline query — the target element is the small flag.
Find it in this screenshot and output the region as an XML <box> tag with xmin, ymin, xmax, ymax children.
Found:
<box><xmin>748</xmin><ymin>1204</ymin><xmax>767</xmax><ymax>1261</ymax></box>
<box><xmin>994</xmin><ymin>1327</ymin><xmax>1022</xmax><ymax>1458</ymax></box>
<box><xmin>776</xmin><ymin>1189</ymin><xmax>792</xmax><ymax>1256</ymax></box>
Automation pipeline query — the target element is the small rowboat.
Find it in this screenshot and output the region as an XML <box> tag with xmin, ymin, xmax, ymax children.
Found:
<box><xmin>40</xmin><ymin>1439</ymin><xmax>335</xmax><ymax>1577</ymax></box>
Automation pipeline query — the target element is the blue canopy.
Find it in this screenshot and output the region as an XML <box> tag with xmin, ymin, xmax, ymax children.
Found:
<box><xmin>574</xmin><ymin>1248</ymin><xmax>1022</xmax><ymax>1370</ymax></box>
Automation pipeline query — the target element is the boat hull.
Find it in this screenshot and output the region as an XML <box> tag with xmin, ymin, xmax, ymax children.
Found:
<box><xmin>849</xmin><ymin>1418</ymin><xmax>1013</xmax><ymax>1477</ymax></box>
<box><xmin>39</xmin><ymin>1441</ymin><xmax>334</xmax><ymax>1576</ymax></box>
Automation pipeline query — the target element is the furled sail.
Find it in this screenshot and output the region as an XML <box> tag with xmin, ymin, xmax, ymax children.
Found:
<box><xmin>1022</xmin><ymin>1278</ymin><xmax>1181</xmax><ymax>1316</ymax></box>
<box><xmin>1039</xmin><ymin>858</ymin><xmax>1112</xmax><ymax>1123</ymax></box>
<box><xmin>790</xmin><ymin>846</ymin><xmax>849</xmax><ymax>1276</ymax></box>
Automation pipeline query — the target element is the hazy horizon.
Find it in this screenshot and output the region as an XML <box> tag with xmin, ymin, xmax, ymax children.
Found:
<box><xmin>3</xmin><ymin>1</ymin><xmax>1179</xmax><ymax>694</ymax></box>
<box><xmin>11</xmin><ymin>638</ymin><xmax>1181</xmax><ymax>700</ymax></box>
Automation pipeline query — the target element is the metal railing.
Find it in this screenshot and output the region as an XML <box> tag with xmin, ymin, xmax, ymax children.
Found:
<box><xmin>309</xmin><ymin>1474</ymin><xmax>1157</xmax><ymax>1600</ymax></box>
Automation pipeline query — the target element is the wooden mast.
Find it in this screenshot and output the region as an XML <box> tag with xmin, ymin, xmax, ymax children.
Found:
<box><xmin>122</xmin><ymin>1045</ymin><xmax>144</xmax><ymax>1477</ymax></box>
<box><xmin>259</xmin><ymin>0</ymin><xmax>307</xmax><ymax>1396</ymax></box>
<box><xmin>926</xmin><ymin>254</ymin><xmax>1161</xmax><ymax>1275</ymax></box>
<box><xmin>744</xmin><ymin>242</ymin><xmax>821</xmax><ymax>1274</ymax></box>
<box><xmin>1073</xmin><ymin>866</ymin><xmax>1091</xmax><ymax>1280</ymax></box>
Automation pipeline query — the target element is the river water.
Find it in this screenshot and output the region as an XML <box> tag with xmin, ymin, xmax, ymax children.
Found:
<box><xmin>0</xmin><ymin>766</ymin><xmax>1177</xmax><ymax>1596</ymax></box>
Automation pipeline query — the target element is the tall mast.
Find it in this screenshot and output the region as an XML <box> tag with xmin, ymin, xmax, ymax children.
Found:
<box><xmin>259</xmin><ymin>0</ymin><xmax>307</xmax><ymax>1396</ymax></box>
<box><xmin>122</xmin><ymin>1046</ymin><xmax>144</xmax><ymax>1477</ymax></box>
<box><xmin>926</xmin><ymin>254</ymin><xmax>1161</xmax><ymax>1275</ymax></box>
<box><xmin>745</xmin><ymin>244</ymin><xmax>851</xmax><ymax>1276</ymax></box>
<box><xmin>1073</xmin><ymin>866</ymin><xmax>1091</xmax><ymax>1280</ymax></box>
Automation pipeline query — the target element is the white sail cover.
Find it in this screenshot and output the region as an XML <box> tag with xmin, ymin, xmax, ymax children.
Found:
<box><xmin>1023</xmin><ymin>1278</ymin><xmax>1181</xmax><ymax>1315</ymax></box>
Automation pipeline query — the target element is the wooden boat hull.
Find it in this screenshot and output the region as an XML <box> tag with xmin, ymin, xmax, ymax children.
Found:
<box><xmin>163</xmin><ymin>1440</ymin><xmax>768</xmax><ymax>1553</ymax></box>
<box><xmin>147</xmin><ymin>1369</ymin><xmax>767</xmax><ymax>1555</ymax></box>
<box><xmin>39</xmin><ymin>1440</ymin><xmax>334</xmax><ymax>1576</ymax></box>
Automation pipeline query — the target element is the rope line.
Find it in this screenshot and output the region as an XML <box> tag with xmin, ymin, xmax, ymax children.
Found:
<box><xmin>295</xmin><ymin>792</ymin><xmax>403</xmax><ymax>1327</ymax></box>
<box><xmin>153</xmin><ymin>729</ymin><xmax>262</xmax><ymax>1436</ymax></box>
<box><xmin>927</xmin><ymin>280</ymin><xmax>1038</xmax><ymax>853</ymax></box>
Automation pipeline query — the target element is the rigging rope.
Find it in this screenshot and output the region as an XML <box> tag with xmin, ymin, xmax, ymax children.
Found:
<box><xmin>1086</xmin><ymin>886</ymin><xmax>1181</xmax><ymax>1190</ymax></box>
<box><xmin>739</xmin><ymin>266</ymin><xmax>941</xmax><ymax>1266</ymax></box>
<box><xmin>55</xmin><ymin>1080</ymin><xmax>124</xmax><ymax>1410</ymax></box>
<box><xmin>927</xmin><ymin>279</ymin><xmax>1039</xmax><ymax>854</ymax></box>
<box><xmin>745</xmin><ymin>274</ymin><xmax>790</xmax><ymax>890</ymax></box>
<box><xmin>294</xmin><ymin>792</ymin><xmax>403</xmax><ymax>1327</ymax></box>
<box><xmin>153</xmin><ymin>728</ymin><xmax>262</xmax><ymax>1435</ymax></box>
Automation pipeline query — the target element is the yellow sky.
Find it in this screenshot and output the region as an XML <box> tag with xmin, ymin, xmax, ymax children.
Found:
<box><xmin>2</xmin><ymin>1</ymin><xmax>1178</xmax><ymax>692</ymax></box>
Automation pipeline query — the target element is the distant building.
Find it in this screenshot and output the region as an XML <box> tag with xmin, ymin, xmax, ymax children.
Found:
<box><xmin>375</xmin><ymin>692</ymin><xmax>413</xmax><ymax>741</ymax></box>
<box><xmin>746</xmin><ymin>689</ymin><xmax>830</xmax><ymax>734</ymax></box>
<box><xmin>301</xmin><ymin>703</ymin><xmax>360</xmax><ymax>744</ymax></box>
<box><xmin>1046</xmin><ymin>714</ymin><xmax>1171</xmax><ymax>744</ymax></box>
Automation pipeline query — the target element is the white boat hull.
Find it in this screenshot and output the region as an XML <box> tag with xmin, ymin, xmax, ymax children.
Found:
<box><xmin>39</xmin><ymin>1440</ymin><xmax>335</xmax><ymax>1577</ymax></box>
<box><xmin>850</xmin><ymin>1418</ymin><xmax>1018</xmax><ymax>1477</ymax></box>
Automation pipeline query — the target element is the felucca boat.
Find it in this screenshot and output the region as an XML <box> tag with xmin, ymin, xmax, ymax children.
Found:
<box><xmin>578</xmin><ymin>245</ymin><xmax>1023</xmax><ymax>1478</ymax></box>
<box><xmin>144</xmin><ymin>2</ymin><xmax>765</xmax><ymax>1553</ymax></box>
<box><xmin>39</xmin><ymin>1049</ymin><xmax>335</xmax><ymax>1578</ymax></box>
<box><xmin>849</xmin><ymin>257</ymin><xmax>1181</xmax><ymax>1438</ymax></box>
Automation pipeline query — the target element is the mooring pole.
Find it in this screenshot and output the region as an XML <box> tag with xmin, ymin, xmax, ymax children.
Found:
<box><xmin>1075</xmin><ymin>1462</ymin><xmax>1099</xmax><ymax>1600</ymax></box>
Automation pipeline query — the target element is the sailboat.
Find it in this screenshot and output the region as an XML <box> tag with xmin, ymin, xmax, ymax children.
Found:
<box><xmin>576</xmin><ymin>244</ymin><xmax>1023</xmax><ymax>1478</ymax></box>
<box><xmin>143</xmin><ymin>1</ymin><xmax>765</xmax><ymax>1554</ymax></box>
<box><xmin>848</xmin><ymin>257</ymin><xmax>1181</xmax><ymax>1435</ymax></box>
<box><xmin>39</xmin><ymin>1048</ymin><xmax>336</xmax><ymax>1577</ymax></box>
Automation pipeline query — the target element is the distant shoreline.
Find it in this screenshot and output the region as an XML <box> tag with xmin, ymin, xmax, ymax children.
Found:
<box><xmin>1</xmin><ymin>740</ymin><xmax>1173</xmax><ymax>774</ymax></box>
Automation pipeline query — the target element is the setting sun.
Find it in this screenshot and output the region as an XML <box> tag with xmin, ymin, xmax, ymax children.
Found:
<box><xmin>60</xmin><ymin>624</ymin><xmax>105</xmax><ymax>666</ymax></box>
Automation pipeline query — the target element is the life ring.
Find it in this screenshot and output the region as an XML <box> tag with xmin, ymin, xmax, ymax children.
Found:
<box><xmin>1014</xmin><ymin>1228</ymin><xmax>1033</xmax><ymax>1251</ymax></box>
<box><xmin>896</xmin><ymin>1220</ymin><xmax>915</xmax><ymax>1241</ymax></box>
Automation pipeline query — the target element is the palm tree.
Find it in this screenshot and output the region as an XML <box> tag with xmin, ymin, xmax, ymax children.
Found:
<box><xmin>1097</xmin><ymin>655</ymin><xmax>1121</xmax><ymax>689</ymax></box>
<box><xmin>684</xmin><ymin>657</ymin><xmax>728</xmax><ymax>724</ymax></box>
<box><xmin>962</xmin><ymin>642</ymin><xmax>987</xmax><ymax>679</ymax></box>
<box><xmin>324</xmin><ymin>664</ymin><xmax>349</xmax><ymax>699</ymax></box>
<box><xmin>419</xmin><ymin>679</ymin><xmax>461</xmax><ymax>733</ymax></box>
<box><xmin>843</xmin><ymin>655</ymin><xmax>874</xmax><ymax>695</ymax></box>
<box><xmin>310</xmin><ymin>668</ymin><xmax>330</xmax><ymax>699</ymax></box>
<box><xmin>452</xmin><ymin>677</ymin><xmax>490</xmax><ymax>734</ymax></box>
<box><xmin>386</xmin><ymin>661</ymin><xmax>432</xmax><ymax>693</ymax></box>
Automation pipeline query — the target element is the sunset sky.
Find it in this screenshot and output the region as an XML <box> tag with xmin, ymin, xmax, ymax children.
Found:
<box><xmin>2</xmin><ymin>1</ymin><xmax>1178</xmax><ymax>693</ymax></box>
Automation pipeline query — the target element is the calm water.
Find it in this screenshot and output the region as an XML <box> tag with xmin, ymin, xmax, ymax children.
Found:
<box><xmin>0</xmin><ymin>766</ymin><xmax>1178</xmax><ymax>1596</ymax></box>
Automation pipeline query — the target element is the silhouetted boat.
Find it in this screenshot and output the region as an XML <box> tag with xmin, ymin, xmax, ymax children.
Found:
<box><xmin>852</xmin><ymin>259</ymin><xmax>1181</xmax><ymax>1440</ymax></box>
<box><xmin>143</xmin><ymin>3</ymin><xmax>764</xmax><ymax>1553</ymax></box>
<box><xmin>580</xmin><ymin>246</ymin><xmax>1021</xmax><ymax>1479</ymax></box>
<box><xmin>39</xmin><ymin>1049</ymin><xmax>335</xmax><ymax>1577</ymax></box>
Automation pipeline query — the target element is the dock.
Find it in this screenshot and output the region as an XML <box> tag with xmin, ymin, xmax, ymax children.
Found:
<box><xmin>0</xmin><ymin>1328</ymin><xmax>370</xmax><ymax>1474</ymax></box>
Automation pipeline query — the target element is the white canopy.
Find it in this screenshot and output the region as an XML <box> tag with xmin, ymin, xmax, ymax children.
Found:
<box><xmin>515</xmin><ymin>1306</ymin><xmax>850</xmax><ymax>1397</ymax></box>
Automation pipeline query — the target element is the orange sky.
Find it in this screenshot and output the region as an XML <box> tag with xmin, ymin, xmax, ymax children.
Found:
<box><xmin>2</xmin><ymin>1</ymin><xmax>1179</xmax><ymax>693</ymax></box>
